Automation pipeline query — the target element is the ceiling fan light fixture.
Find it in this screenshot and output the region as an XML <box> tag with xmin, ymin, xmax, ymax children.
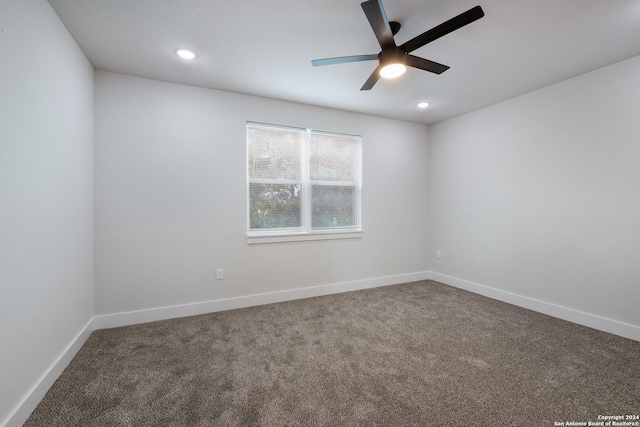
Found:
<box><xmin>174</xmin><ymin>48</ymin><xmax>198</xmax><ymax>60</ymax></box>
<box><xmin>380</xmin><ymin>63</ymin><xmax>406</xmax><ymax>79</ymax></box>
<box><xmin>417</xmin><ymin>102</ymin><xmax>430</xmax><ymax>109</ymax></box>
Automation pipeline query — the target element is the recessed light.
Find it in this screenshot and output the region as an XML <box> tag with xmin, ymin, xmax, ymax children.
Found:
<box><xmin>174</xmin><ymin>48</ymin><xmax>198</xmax><ymax>60</ymax></box>
<box><xmin>417</xmin><ymin>102</ymin><xmax>430</xmax><ymax>109</ymax></box>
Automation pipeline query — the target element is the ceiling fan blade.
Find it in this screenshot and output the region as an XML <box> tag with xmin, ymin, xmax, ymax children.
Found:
<box><xmin>361</xmin><ymin>65</ymin><xmax>382</xmax><ymax>90</ymax></box>
<box><xmin>401</xmin><ymin>5</ymin><xmax>484</xmax><ymax>53</ymax></box>
<box><xmin>404</xmin><ymin>54</ymin><xmax>450</xmax><ymax>74</ymax></box>
<box><xmin>361</xmin><ymin>0</ymin><xmax>396</xmax><ymax>49</ymax></box>
<box><xmin>311</xmin><ymin>54</ymin><xmax>378</xmax><ymax>67</ymax></box>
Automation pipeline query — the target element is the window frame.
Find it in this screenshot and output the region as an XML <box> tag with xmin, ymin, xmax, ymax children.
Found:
<box><xmin>246</xmin><ymin>122</ymin><xmax>363</xmax><ymax>244</ymax></box>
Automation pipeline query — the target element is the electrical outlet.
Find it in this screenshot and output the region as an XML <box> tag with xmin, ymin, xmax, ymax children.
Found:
<box><xmin>436</xmin><ymin>250</ymin><xmax>442</xmax><ymax>259</ymax></box>
<box><xmin>215</xmin><ymin>268</ymin><xmax>223</xmax><ymax>280</ymax></box>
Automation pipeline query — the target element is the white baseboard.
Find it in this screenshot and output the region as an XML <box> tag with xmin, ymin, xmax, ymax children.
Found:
<box><xmin>429</xmin><ymin>271</ymin><xmax>640</xmax><ymax>342</ymax></box>
<box><xmin>4</xmin><ymin>318</ymin><xmax>95</xmax><ymax>427</ymax></box>
<box><xmin>93</xmin><ymin>271</ymin><xmax>430</xmax><ymax>330</ymax></box>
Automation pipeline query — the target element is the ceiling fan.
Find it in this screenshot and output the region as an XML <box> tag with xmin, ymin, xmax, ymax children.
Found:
<box><xmin>311</xmin><ymin>0</ymin><xmax>484</xmax><ymax>90</ymax></box>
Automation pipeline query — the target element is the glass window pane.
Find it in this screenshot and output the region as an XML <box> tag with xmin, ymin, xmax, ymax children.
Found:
<box><xmin>249</xmin><ymin>183</ymin><xmax>301</xmax><ymax>229</ymax></box>
<box><xmin>248</xmin><ymin>126</ymin><xmax>302</xmax><ymax>180</ymax></box>
<box><xmin>310</xmin><ymin>133</ymin><xmax>356</xmax><ymax>182</ymax></box>
<box><xmin>312</xmin><ymin>185</ymin><xmax>355</xmax><ymax>228</ymax></box>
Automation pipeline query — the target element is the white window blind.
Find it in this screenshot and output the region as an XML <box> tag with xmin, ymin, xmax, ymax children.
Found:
<box><xmin>247</xmin><ymin>122</ymin><xmax>362</xmax><ymax>243</ymax></box>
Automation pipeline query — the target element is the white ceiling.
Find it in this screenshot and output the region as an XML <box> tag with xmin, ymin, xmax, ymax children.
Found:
<box><xmin>47</xmin><ymin>0</ymin><xmax>640</xmax><ymax>124</ymax></box>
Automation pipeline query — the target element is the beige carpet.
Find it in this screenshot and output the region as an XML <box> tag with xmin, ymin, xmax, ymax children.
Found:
<box><xmin>25</xmin><ymin>280</ymin><xmax>640</xmax><ymax>426</ymax></box>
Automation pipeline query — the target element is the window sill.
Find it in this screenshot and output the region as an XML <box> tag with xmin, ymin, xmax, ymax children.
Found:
<box><xmin>247</xmin><ymin>229</ymin><xmax>363</xmax><ymax>245</ymax></box>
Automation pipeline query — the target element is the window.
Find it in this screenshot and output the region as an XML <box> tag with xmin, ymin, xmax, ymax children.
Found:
<box><xmin>247</xmin><ymin>122</ymin><xmax>362</xmax><ymax>243</ymax></box>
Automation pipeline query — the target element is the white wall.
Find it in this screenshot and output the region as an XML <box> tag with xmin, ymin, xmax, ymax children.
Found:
<box><xmin>0</xmin><ymin>0</ymin><xmax>94</xmax><ymax>425</ymax></box>
<box><xmin>428</xmin><ymin>55</ymin><xmax>640</xmax><ymax>329</ymax></box>
<box><xmin>94</xmin><ymin>71</ymin><xmax>430</xmax><ymax>316</ymax></box>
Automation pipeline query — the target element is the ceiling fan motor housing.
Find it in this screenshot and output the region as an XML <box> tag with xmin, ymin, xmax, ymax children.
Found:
<box><xmin>379</xmin><ymin>48</ymin><xmax>406</xmax><ymax>66</ymax></box>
